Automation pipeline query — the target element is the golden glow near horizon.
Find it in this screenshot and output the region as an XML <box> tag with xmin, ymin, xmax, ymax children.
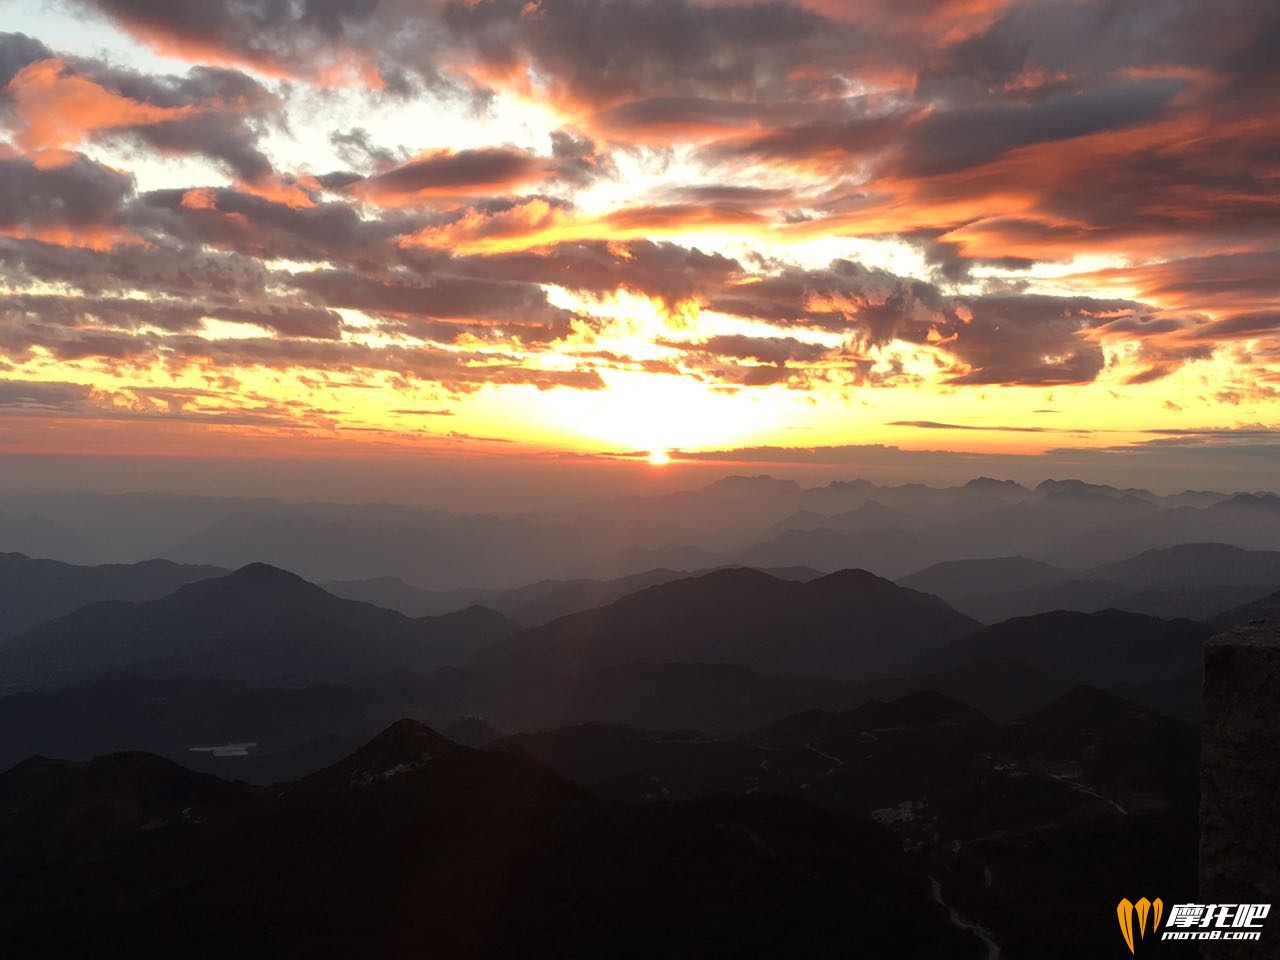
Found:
<box><xmin>0</xmin><ymin>2</ymin><xmax>1277</xmax><ymax>465</ymax></box>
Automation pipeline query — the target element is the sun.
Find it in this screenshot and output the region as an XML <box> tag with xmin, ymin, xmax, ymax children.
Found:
<box><xmin>647</xmin><ymin>449</ymin><xmax>671</xmax><ymax>466</ymax></box>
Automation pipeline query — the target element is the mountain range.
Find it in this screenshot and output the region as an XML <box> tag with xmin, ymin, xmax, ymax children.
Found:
<box><xmin>0</xmin><ymin>720</ymin><xmax>980</xmax><ymax>959</ymax></box>
<box><xmin>901</xmin><ymin>543</ymin><xmax>1280</xmax><ymax>622</ymax></box>
<box><xmin>0</xmin><ymin>552</ymin><xmax>226</xmax><ymax>641</ymax></box>
<box><xmin>0</xmin><ymin>564</ymin><xmax>516</xmax><ymax>691</ymax></box>
<box><xmin>501</xmin><ymin>686</ymin><xmax>1199</xmax><ymax>959</ymax></box>
<box><xmin>468</xmin><ymin>567</ymin><xmax>980</xmax><ymax>682</ymax></box>
<box><xmin>5</xmin><ymin>477</ymin><xmax>1280</xmax><ymax>589</ymax></box>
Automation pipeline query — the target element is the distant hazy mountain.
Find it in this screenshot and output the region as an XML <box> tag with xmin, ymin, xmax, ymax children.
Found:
<box><xmin>326</xmin><ymin>565</ymin><xmax>822</xmax><ymax>625</ymax></box>
<box><xmin>898</xmin><ymin>544</ymin><xmax>1280</xmax><ymax>623</ymax></box>
<box><xmin>0</xmin><ymin>512</ymin><xmax>84</xmax><ymax>561</ymax></box>
<box><xmin>162</xmin><ymin>508</ymin><xmax>590</xmax><ymax>587</ymax></box>
<box><xmin>6</xmin><ymin>479</ymin><xmax>1276</xmax><ymax>593</ymax></box>
<box><xmin>736</xmin><ymin>492</ymin><xmax>1280</xmax><ymax>585</ymax></box>
<box><xmin>1090</xmin><ymin>542</ymin><xmax>1280</xmax><ymax>587</ymax></box>
<box><xmin>899</xmin><ymin>556</ymin><xmax>1070</xmax><ymax>598</ymax></box>
<box><xmin>1042</xmin><ymin>502</ymin><xmax>1280</xmax><ymax>567</ymax></box>
<box><xmin>0</xmin><ymin>564</ymin><xmax>518</xmax><ymax>691</ymax></box>
<box><xmin>960</xmin><ymin>580</ymin><xmax>1268</xmax><ymax>624</ymax></box>
<box><xmin>0</xmin><ymin>721</ymin><xmax>973</xmax><ymax>959</ymax></box>
<box><xmin>917</xmin><ymin>609</ymin><xmax>1210</xmax><ymax>685</ymax></box>
<box><xmin>494</xmin><ymin>568</ymin><xmax>814</xmax><ymax>627</ymax></box>
<box><xmin>737</xmin><ymin>527</ymin><xmax>925</xmax><ymax>579</ymax></box>
<box><xmin>0</xmin><ymin>553</ymin><xmax>226</xmax><ymax>640</ymax></box>
<box><xmin>0</xmin><ymin>492</ymin><xmax>282</xmax><ymax>563</ymax></box>
<box><xmin>470</xmin><ymin>567</ymin><xmax>979</xmax><ymax>682</ymax></box>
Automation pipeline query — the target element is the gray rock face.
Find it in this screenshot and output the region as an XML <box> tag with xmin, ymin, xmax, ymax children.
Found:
<box><xmin>1201</xmin><ymin>620</ymin><xmax>1280</xmax><ymax>958</ymax></box>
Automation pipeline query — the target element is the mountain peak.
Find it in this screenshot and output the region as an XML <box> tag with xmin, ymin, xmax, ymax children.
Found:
<box><xmin>1219</xmin><ymin>493</ymin><xmax>1280</xmax><ymax>510</ymax></box>
<box><xmin>809</xmin><ymin>568</ymin><xmax>892</xmax><ymax>590</ymax></box>
<box><xmin>169</xmin><ymin>562</ymin><xmax>325</xmax><ymax>605</ymax></box>
<box><xmin>1024</xmin><ymin>685</ymin><xmax>1165</xmax><ymax>732</ymax></box>
<box><xmin>963</xmin><ymin>477</ymin><xmax>1025</xmax><ymax>491</ymax></box>
<box><xmin>852</xmin><ymin>689</ymin><xmax>989</xmax><ymax>728</ymax></box>
<box><xmin>702</xmin><ymin>475</ymin><xmax>800</xmax><ymax>497</ymax></box>
<box><xmin>285</xmin><ymin>721</ymin><xmax>467</xmax><ymax>797</ymax></box>
<box><xmin>326</xmin><ymin>719</ymin><xmax>464</xmax><ymax>789</ymax></box>
<box><xmin>228</xmin><ymin>562</ymin><xmax>311</xmax><ymax>585</ymax></box>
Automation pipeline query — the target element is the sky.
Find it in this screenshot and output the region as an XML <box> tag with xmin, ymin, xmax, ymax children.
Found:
<box><xmin>0</xmin><ymin>0</ymin><xmax>1278</xmax><ymax>492</ymax></box>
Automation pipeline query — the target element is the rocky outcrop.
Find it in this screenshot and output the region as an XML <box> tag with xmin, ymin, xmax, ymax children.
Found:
<box><xmin>1200</xmin><ymin>620</ymin><xmax>1280</xmax><ymax>957</ymax></box>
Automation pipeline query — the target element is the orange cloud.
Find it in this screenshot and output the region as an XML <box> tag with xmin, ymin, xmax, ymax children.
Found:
<box><xmin>180</xmin><ymin>188</ymin><xmax>219</xmax><ymax>211</ymax></box>
<box><xmin>0</xmin><ymin>224</ymin><xmax>142</xmax><ymax>251</ymax></box>
<box><xmin>400</xmin><ymin>202</ymin><xmax>768</xmax><ymax>255</ymax></box>
<box><xmin>5</xmin><ymin>58</ymin><xmax>201</xmax><ymax>151</ymax></box>
<box><xmin>233</xmin><ymin>176</ymin><xmax>317</xmax><ymax>209</ymax></box>
<box><xmin>351</xmin><ymin>149</ymin><xmax>553</xmax><ymax>207</ymax></box>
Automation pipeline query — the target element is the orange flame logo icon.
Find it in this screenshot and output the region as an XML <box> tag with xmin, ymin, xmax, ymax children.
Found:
<box><xmin>1117</xmin><ymin>897</ymin><xmax>1164</xmax><ymax>953</ymax></box>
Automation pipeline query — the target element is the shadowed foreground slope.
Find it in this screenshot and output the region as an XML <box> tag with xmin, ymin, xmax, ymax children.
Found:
<box><xmin>0</xmin><ymin>720</ymin><xmax>979</xmax><ymax>960</ymax></box>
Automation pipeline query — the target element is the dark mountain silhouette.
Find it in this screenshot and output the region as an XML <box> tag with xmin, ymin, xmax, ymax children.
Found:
<box><xmin>752</xmin><ymin>689</ymin><xmax>990</xmax><ymax>747</ymax></box>
<box><xmin>1101</xmin><ymin>582</ymin><xmax>1273</xmax><ymax>621</ymax></box>
<box><xmin>1205</xmin><ymin>590</ymin><xmax>1280</xmax><ymax>631</ymax></box>
<box><xmin>916</xmin><ymin>609</ymin><xmax>1210</xmax><ymax>685</ymax></box>
<box><xmin>505</xmin><ymin>687</ymin><xmax>1197</xmax><ymax>960</ymax></box>
<box><xmin>964</xmin><ymin>477</ymin><xmax>1030</xmax><ymax>495</ymax></box>
<box><xmin>504</xmin><ymin>687</ymin><xmax>1195</xmax><ymax>826</ymax></box>
<box><xmin>485</xmin><ymin>568</ymin><xmax>726</xmax><ymax>625</ymax></box>
<box><xmin>488</xmin><ymin>566</ymin><xmax>824</xmax><ymax>626</ymax></box>
<box><xmin>322</xmin><ymin>575</ymin><xmax>492</xmax><ymax>617</ymax></box>
<box><xmin>0</xmin><ymin>721</ymin><xmax>977</xmax><ymax>960</ymax></box>
<box><xmin>895</xmin><ymin>544</ymin><xmax>1280</xmax><ymax>622</ymax></box>
<box><xmin>1090</xmin><ymin>542</ymin><xmax>1280</xmax><ymax>588</ymax></box>
<box><xmin>923</xmin><ymin>577</ymin><xmax>1271</xmax><ymax>624</ymax></box>
<box><xmin>1014</xmin><ymin>684</ymin><xmax>1196</xmax><ymax>778</ymax></box>
<box><xmin>1104</xmin><ymin>669</ymin><xmax>1203</xmax><ymax>724</ymax></box>
<box><xmin>0</xmin><ymin>564</ymin><xmax>518</xmax><ymax>691</ymax></box>
<box><xmin>585</xmin><ymin>543</ymin><xmax>724</xmax><ymax>578</ymax></box>
<box><xmin>498</xmin><ymin>690</ymin><xmax>1002</xmax><ymax>814</ymax></box>
<box><xmin>0</xmin><ymin>751</ymin><xmax>254</xmax><ymax>859</ymax></box>
<box><xmin>1035</xmin><ymin>478</ymin><xmax>1157</xmax><ymax>501</ymax></box>
<box><xmin>844</xmin><ymin>657</ymin><xmax>1079</xmax><ymax>722</ymax></box>
<box><xmin>866</xmin><ymin>656</ymin><xmax>1195</xmax><ymax>724</ymax></box>
<box><xmin>326</xmin><ymin>565</ymin><xmax>823</xmax><ymax>624</ymax></box>
<box><xmin>899</xmin><ymin>555</ymin><xmax>1070</xmax><ymax>598</ymax></box>
<box><xmin>3</xmin><ymin>651</ymin><xmax>1195</xmax><ymax>785</ymax></box>
<box><xmin>489</xmin><ymin>661</ymin><xmax>857</xmax><ymax>734</ymax></box>
<box><xmin>469</xmin><ymin>567</ymin><xmax>979</xmax><ymax>682</ymax></box>
<box><xmin>0</xmin><ymin>553</ymin><xmax>226</xmax><ymax>640</ymax></box>
<box><xmin>1215</xmin><ymin>492</ymin><xmax>1280</xmax><ymax>514</ymax></box>
<box><xmin>0</xmin><ymin>671</ymin><xmax>500</xmax><ymax>777</ymax></box>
